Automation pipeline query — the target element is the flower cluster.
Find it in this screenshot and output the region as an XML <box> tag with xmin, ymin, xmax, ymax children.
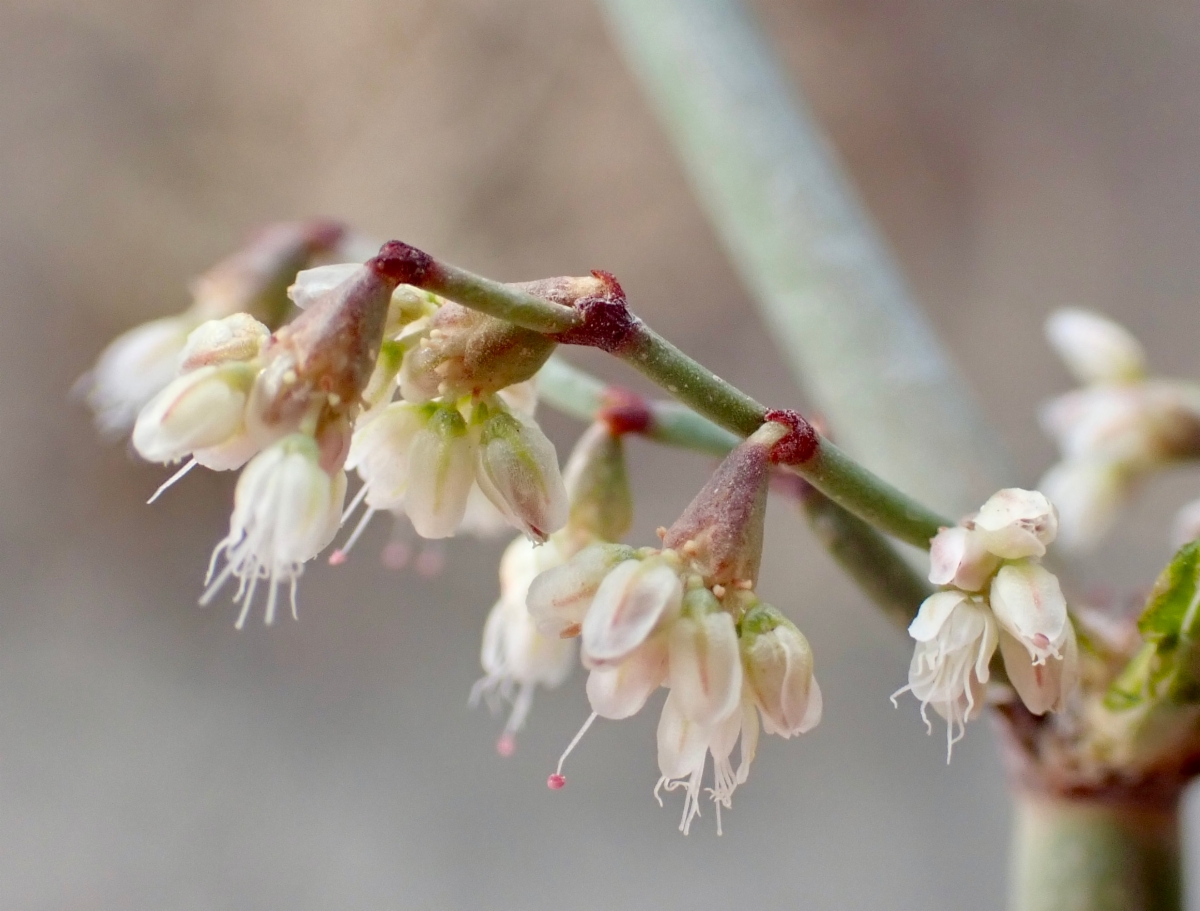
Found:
<box><xmin>110</xmin><ymin>238</ymin><xmax>607</xmax><ymax>627</ymax></box>
<box><xmin>527</xmin><ymin>423</ymin><xmax>821</xmax><ymax>834</ymax></box>
<box><xmin>81</xmin><ymin>220</ymin><xmax>363</xmax><ymax>437</ymax></box>
<box><xmin>895</xmin><ymin>488</ymin><xmax>1078</xmax><ymax>758</ymax></box>
<box><xmin>1039</xmin><ymin>308</ymin><xmax>1200</xmax><ymax>551</ymax></box>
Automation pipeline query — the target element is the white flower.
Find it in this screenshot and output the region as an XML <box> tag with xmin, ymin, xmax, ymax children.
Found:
<box><xmin>895</xmin><ymin>590</ymin><xmax>998</xmax><ymax>761</ymax></box>
<box><xmin>132</xmin><ymin>364</ymin><xmax>259</xmax><ymax>469</ymax></box>
<box><xmin>288</xmin><ymin>263</ymin><xmax>362</xmax><ymax>309</ymax></box>
<box><xmin>739</xmin><ymin>605</ymin><xmax>822</xmax><ymax>738</ymax></box>
<box><xmin>527</xmin><ymin>543</ymin><xmax>637</xmax><ymax>638</ymax></box>
<box><xmin>989</xmin><ymin>562</ymin><xmax>1077</xmax><ymax>715</ymax></box>
<box><xmin>928</xmin><ymin>526</ymin><xmax>1000</xmax><ymax>592</ymax></box>
<box><xmin>81</xmin><ymin>313</ymin><xmax>200</xmax><ymax>436</ymax></box>
<box><xmin>202</xmin><ymin>433</ymin><xmax>346</xmax><ymax>627</ymax></box>
<box><xmin>667</xmin><ymin>590</ymin><xmax>742</xmax><ymax>726</ymax></box>
<box><xmin>580</xmin><ymin>556</ymin><xmax>684</xmax><ymax>666</ymax></box>
<box><xmin>972</xmin><ymin>488</ymin><xmax>1058</xmax><ymax>560</ymax></box>
<box><xmin>345</xmin><ymin>402</ymin><xmax>427</xmax><ymax>511</ymax></box>
<box><xmin>473</xmin><ymin>538</ymin><xmax>577</xmax><ymax>746</ymax></box>
<box><xmin>1038</xmin><ymin>458</ymin><xmax>1130</xmax><ymax>552</ymax></box>
<box><xmin>404</xmin><ymin>406</ymin><xmax>476</xmax><ymax>539</ymax></box>
<box><xmin>1045</xmin><ymin>308</ymin><xmax>1145</xmax><ymax>385</ymax></box>
<box><xmin>584</xmin><ymin>635</ymin><xmax>668</xmax><ymax>720</ymax></box>
<box><xmin>654</xmin><ymin>690</ymin><xmax>756</xmax><ymax>835</ymax></box>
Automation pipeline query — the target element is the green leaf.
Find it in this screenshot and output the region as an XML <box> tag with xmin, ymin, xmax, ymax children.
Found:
<box><xmin>1105</xmin><ymin>541</ymin><xmax>1200</xmax><ymax>710</ymax></box>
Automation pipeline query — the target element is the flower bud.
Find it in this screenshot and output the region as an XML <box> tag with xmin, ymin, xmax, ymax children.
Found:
<box><xmin>1173</xmin><ymin>496</ymin><xmax>1200</xmax><ymax>547</ymax></box>
<box><xmin>662</xmin><ymin>423</ymin><xmax>785</xmax><ymax>588</ymax></box>
<box><xmin>668</xmin><ymin>589</ymin><xmax>742</xmax><ymax>726</ymax></box>
<box><xmin>527</xmin><ymin>542</ymin><xmax>637</xmax><ymax>638</ymax></box>
<box><xmin>475</xmin><ymin>407</ymin><xmax>568</xmax><ymax>543</ymax></box>
<box><xmin>562</xmin><ymin>422</ymin><xmax>633</xmax><ymax>542</ymax></box>
<box><xmin>581</xmin><ymin>555</ymin><xmax>683</xmax><ymax>665</ymax></box>
<box><xmin>132</xmin><ymin>363</ymin><xmax>257</xmax><ymax>465</ymax></box>
<box><xmin>586</xmin><ymin>635</ymin><xmax>668</xmax><ymax>719</ymax></box>
<box><xmin>972</xmin><ymin>488</ymin><xmax>1058</xmax><ymax>559</ymax></box>
<box><xmin>398</xmin><ymin>303</ymin><xmax>556</xmax><ymax>404</ymax></box>
<box><xmin>1045</xmin><ymin>308</ymin><xmax>1145</xmax><ymax>386</ymax></box>
<box><xmin>404</xmin><ymin>406</ymin><xmax>476</xmax><ymax>539</ymax></box>
<box><xmin>178</xmin><ymin>314</ymin><xmax>271</xmax><ymax>371</ymax></box>
<box><xmin>739</xmin><ymin>603</ymin><xmax>820</xmax><ymax>737</ymax></box>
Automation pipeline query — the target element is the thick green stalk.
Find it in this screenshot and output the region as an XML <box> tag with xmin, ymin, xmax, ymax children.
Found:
<box><xmin>1010</xmin><ymin>796</ymin><xmax>1181</xmax><ymax>911</ymax></box>
<box><xmin>596</xmin><ymin>0</ymin><xmax>1012</xmax><ymax>516</ymax></box>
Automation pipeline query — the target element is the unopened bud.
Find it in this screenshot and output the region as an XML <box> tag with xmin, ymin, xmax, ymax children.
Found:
<box><xmin>740</xmin><ymin>603</ymin><xmax>820</xmax><ymax>737</ymax></box>
<box><xmin>972</xmin><ymin>488</ymin><xmax>1058</xmax><ymax>559</ymax></box>
<box><xmin>562</xmin><ymin>422</ymin><xmax>633</xmax><ymax>542</ymax></box>
<box><xmin>475</xmin><ymin>406</ymin><xmax>568</xmax><ymax>543</ymax></box>
<box><xmin>179</xmin><ymin>314</ymin><xmax>271</xmax><ymax>371</ymax></box>
<box><xmin>398</xmin><ymin>303</ymin><xmax>556</xmax><ymax>403</ymax></box>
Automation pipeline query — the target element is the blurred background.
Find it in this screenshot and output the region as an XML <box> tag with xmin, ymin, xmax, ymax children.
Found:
<box><xmin>4</xmin><ymin>0</ymin><xmax>1200</xmax><ymax>907</ymax></box>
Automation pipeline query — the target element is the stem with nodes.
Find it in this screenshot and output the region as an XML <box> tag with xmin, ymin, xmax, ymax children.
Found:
<box><xmin>382</xmin><ymin>241</ymin><xmax>951</xmax><ymax>549</ymax></box>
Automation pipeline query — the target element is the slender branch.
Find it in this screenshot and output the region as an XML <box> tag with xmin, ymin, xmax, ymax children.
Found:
<box><xmin>425</xmin><ymin>261</ymin><xmax>582</xmax><ymax>334</ymax></box>
<box><xmin>537</xmin><ymin>357</ymin><xmax>739</xmax><ymax>457</ymax></box>
<box><xmin>796</xmin><ymin>481</ymin><xmax>931</xmax><ymax>632</ymax></box>
<box><xmin>596</xmin><ymin>0</ymin><xmax>1013</xmax><ymax>517</ymax></box>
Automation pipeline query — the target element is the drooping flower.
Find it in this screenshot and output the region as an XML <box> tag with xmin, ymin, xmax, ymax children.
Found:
<box><xmin>540</xmin><ymin>422</ymin><xmax>822</xmax><ymax>833</ymax></box>
<box><xmin>896</xmin><ymin>487</ymin><xmax>1079</xmax><ymax>753</ymax></box>
<box><xmin>894</xmin><ymin>591</ymin><xmax>998</xmax><ymax>760</ymax></box>
<box><xmin>202</xmin><ymin>432</ymin><xmax>347</xmax><ymax>628</ymax></box>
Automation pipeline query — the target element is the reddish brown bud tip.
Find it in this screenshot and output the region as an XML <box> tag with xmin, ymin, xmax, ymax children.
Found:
<box><xmin>599</xmin><ymin>388</ymin><xmax>652</xmax><ymax>436</ymax></box>
<box><xmin>763</xmin><ymin>409</ymin><xmax>820</xmax><ymax>464</ymax></box>
<box><xmin>369</xmin><ymin>240</ymin><xmax>434</xmax><ymax>286</ymax></box>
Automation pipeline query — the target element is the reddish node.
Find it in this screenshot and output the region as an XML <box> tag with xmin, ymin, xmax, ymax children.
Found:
<box><xmin>496</xmin><ymin>733</ymin><xmax>516</xmax><ymax>757</ymax></box>
<box><xmin>327</xmin><ymin>550</ymin><xmax>348</xmax><ymax>566</ymax></box>
<box><xmin>547</xmin><ymin>773</ymin><xmax>567</xmax><ymax>790</ymax></box>
<box><xmin>763</xmin><ymin>408</ymin><xmax>820</xmax><ymax>464</ymax></box>
<box><xmin>369</xmin><ymin>240</ymin><xmax>434</xmax><ymax>286</ymax></box>
<box><xmin>555</xmin><ymin>272</ymin><xmax>637</xmax><ymax>352</ymax></box>
<box><xmin>599</xmin><ymin>387</ymin><xmax>652</xmax><ymax>436</ymax></box>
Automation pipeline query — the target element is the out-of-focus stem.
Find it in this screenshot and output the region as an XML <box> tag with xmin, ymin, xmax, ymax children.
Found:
<box><xmin>1010</xmin><ymin>796</ymin><xmax>1181</xmax><ymax>911</ymax></box>
<box><xmin>798</xmin><ymin>483</ymin><xmax>931</xmax><ymax>631</ymax></box>
<box><xmin>596</xmin><ymin>0</ymin><xmax>1012</xmax><ymax>516</ymax></box>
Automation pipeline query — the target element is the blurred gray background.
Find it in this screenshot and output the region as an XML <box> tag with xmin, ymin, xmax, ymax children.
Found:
<box><xmin>4</xmin><ymin>0</ymin><xmax>1200</xmax><ymax>908</ymax></box>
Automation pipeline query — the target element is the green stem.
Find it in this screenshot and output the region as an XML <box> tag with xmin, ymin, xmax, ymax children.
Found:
<box><xmin>537</xmin><ymin>357</ymin><xmax>739</xmax><ymax>457</ymax></box>
<box><xmin>798</xmin><ymin>484</ymin><xmax>931</xmax><ymax>631</ymax></box>
<box><xmin>1010</xmin><ymin>796</ymin><xmax>1181</xmax><ymax>911</ymax></box>
<box><xmin>596</xmin><ymin>0</ymin><xmax>1013</xmax><ymax>516</ymax></box>
<box><xmin>425</xmin><ymin>263</ymin><xmax>581</xmax><ymax>334</ymax></box>
<box><xmin>535</xmin><ymin>354</ymin><xmax>946</xmax><ymax>548</ymax></box>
